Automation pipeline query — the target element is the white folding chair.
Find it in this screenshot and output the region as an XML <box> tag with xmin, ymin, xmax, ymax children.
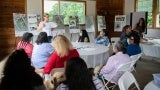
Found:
<box><xmin>118</xmin><ymin>71</ymin><xmax>140</xmax><ymax>90</ymax></box>
<box><xmin>130</xmin><ymin>53</ymin><xmax>142</xmax><ymax>72</ymax></box>
<box><xmin>101</xmin><ymin>60</ymin><xmax>135</xmax><ymax>90</ymax></box>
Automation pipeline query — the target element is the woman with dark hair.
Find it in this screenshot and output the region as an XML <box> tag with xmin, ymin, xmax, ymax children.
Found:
<box><xmin>78</xmin><ymin>30</ymin><xmax>90</xmax><ymax>42</ymax></box>
<box><xmin>134</xmin><ymin>17</ymin><xmax>146</xmax><ymax>35</ymax></box>
<box><xmin>99</xmin><ymin>41</ymin><xmax>131</xmax><ymax>85</ymax></box>
<box><xmin>17</xmin><ymin>32</ymin><xmax>33</xmax><ymax>58</ymax></box>
<box><xmin>31</xmin><ymin>32</ymin><xmax>54</xmax><ymax>69</ymax></box>
<box><xmin>0</xmin><ymin>49</ymin><xmax>45</xmax><ymax>90</ymax></box>
<box><xmin>56</xmin><ymin>57</ymin><xmax>105</xmax><ymax>90</ymax></box>
<box><xmin>126</xmin><ymin>31</ymin><xmax>141</xmax><ymax>56</ymax></box>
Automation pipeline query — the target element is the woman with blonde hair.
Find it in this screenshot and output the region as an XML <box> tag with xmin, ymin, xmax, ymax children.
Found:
<box><xmin>44</xmin><ymin>35</ymin><xmax>79</xmax><ymax>74</ymax></box>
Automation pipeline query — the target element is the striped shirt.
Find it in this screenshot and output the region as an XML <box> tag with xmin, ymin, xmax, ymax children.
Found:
<box><xmin>56</xmin><ymin>76</ymin><xmax>105</xmax><ymax>90</ymax></box>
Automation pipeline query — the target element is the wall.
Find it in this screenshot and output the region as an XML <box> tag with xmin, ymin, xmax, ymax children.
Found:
<box><xmin>0</xmin><ymin>0</ymin><xmax>26</xmax><ymax>60</ymax></box>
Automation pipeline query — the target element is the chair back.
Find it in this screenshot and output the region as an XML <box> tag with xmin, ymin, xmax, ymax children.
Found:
<box><xmin>116</xmin><ymin>60</ymin><xmax>135</xmax><ymax>72</ymax></box>
<box><xmin>118</xmin><ymin>71</ymin><xmax>140</xmax><ymax>90</ymax></box>
<box><xmin>130</xmin><ymin>53</ymin><xmax>142</xmax><ymax>62</ymax></box>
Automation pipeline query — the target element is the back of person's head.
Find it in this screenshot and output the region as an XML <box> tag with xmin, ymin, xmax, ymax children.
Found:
<box><xmin>22</xmin><ymin>32</ymin><xmax>33</xmax><ymax>42</ymax></box>
<box><xmin>114</xmin><ymin>41</ymin><xmax>126</xmax><ymax>54</ymax></box>
<box><xmin>0</xmin><ymin>49</ymin><xmax>43</xmax><ymax>90</ymax></box>
<box><xmin>128</xmin><ymin>31</ymin><xmax>140</xmax><ymax>44</ymax></box>
<box><xmin>122</xmin><ymin>25</ymin><xmax>131</xmax><ymax>32</ymax></box>
<box><xmin>52</xmin><ymin>35</ymin><xmax>73</xmax><ymax>57</ymax></box>
<box><xmin>36</xmin><ymin>32</ymin><xmax>48</xmax><ymax>45</ymax></box>
<box><xmin>64</xmin><ymin>57</ymin><xmax>96</xmax><ymax>90</ymax></box>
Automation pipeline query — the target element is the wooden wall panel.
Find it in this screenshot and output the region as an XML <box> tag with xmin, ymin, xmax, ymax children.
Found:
<box><xmin>0</xmin><ymin>0</ymin><xmax>26</xmax><ymax>60</ymax></box>
<box><xmin>96</xmin><ymin>0</ymin><xmax>124</xmax><ymax>39</ymax></box>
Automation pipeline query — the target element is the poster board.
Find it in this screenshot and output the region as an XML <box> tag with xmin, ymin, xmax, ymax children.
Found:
<box><xmin>85</xmin><ymin>16</ymin><xmax>95</xmax><ymax>32</ymax></box>
<box><xmin>53</xmin><ymin>15</ymin><xmax>64</xmax><ymax>29</ymax></box>
<box><xmin>69</xmin><ymin>16</ymin><xmax>79</xmax><ymax>29</ymax></box>
<box><xmin>130</xmin><ymin>12</ymin><xmax>148</xmax><ymax>34</ymax></box>
<box><xmin>13</xmin><ymin>13</ymin><xmax>28</xmax><ymax>36</ymax></box>
<box><xmin>97</xmin><ymin>16</ymin><xmax>106</xmax><ymax>31</ymax></box>
<box><xmin>28</xmin><ymin>14</ymin><xmax>38</xmax><ymax>31</ymax></box>
<box><xmin>114</xmin><ymin>15</ymin><xmax>126</xmax><ymax>32</ymax></box>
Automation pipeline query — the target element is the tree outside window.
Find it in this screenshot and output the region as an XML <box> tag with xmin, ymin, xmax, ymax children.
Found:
<box><xmin>44</xmin><ymin>0</ymin><xmax>85</xmax><ymax>25</ymax></box>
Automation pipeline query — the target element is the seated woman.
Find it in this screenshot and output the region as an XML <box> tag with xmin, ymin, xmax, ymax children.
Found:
<box><xmin>126</xmin><ymin>31</ymin><xmax>141</xmax><ymax>56</ymax></box>
<box><xmin>120</xmin><ymin>25</ymin><xmax>131</xmax><ymax>46</ymax></box>
<box><xmin>0</xmin><ymin>49</ymin><xmax>45</xmax><ymax>90</ymax></box>
<box><xmin>99</xmin><ymin>41</ymin><xmax>131</xmax><ymax>85</ymax></box>
<box><xmin>17</xmin><ymin>32</ymin><xmax>33</xmax><ymax>58</ymax></box>
<box><xmin>44</xmin><ymin>35</ymin><xmax>79</xmax><ymax>74</ymax></box>
<box><xmin>56</xmin><ymin>57</ymin><xmax>105</xmax><ymax>90</ymax></box>
<box><xmin>95</xmin><ymin>29</ymin><xmax>109</xmax><ymax>46</ymax></box>
<box><xmin>78</xmin><ymin>29</ymin><xmax>90</xmax><ymax>42</ymax></box>
<box><xmin>31</xmin><ymin>32</ymin><xmax>54</xmax><ymax>69</ymax></box>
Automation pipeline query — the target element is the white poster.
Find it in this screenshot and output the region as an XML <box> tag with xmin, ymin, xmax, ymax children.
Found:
<box><xmin>114</xmin><ymin>15</ymin><xmax>126</xmax><ymax>32</ymax></box>
<box><xmin>85</xmin><ymin>16</ymin><xmax>95</xmax><ymax>32</ymax></box>
<box><xmin>28</xmin><ymin>14</ymin><xmax>38</xmax><ymax>31</ymax></box>
<box><xmin>13</xmin><ymin>13</ymin><xmax>28</xmax><ymax>36</ymax></box>
<box><xmin>97</xmin><ymin>16</ymin><xmax>106</xmax><ymax>31</ymax></box>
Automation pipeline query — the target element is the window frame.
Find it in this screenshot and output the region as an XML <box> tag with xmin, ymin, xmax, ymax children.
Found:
<box><xmin>42</xmin><ymin>0</ymin><xmax>86</xmax><ymax>25</ymax></box>
<box><xmin>135</xmin><ymin>0</ymin><xmax>159</xmax><ymax>29</ymax></box>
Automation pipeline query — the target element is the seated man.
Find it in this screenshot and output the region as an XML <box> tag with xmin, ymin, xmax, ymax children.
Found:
<box><xmin>95</xmin><ymin>29</ymin><xmax>109</xmax><ymax>46</ymax></box>
<box><xmin>126</xmin><ymin>31</ymin><xmax>141</xmax><ymax>56</ymax></box>
<box><xmin>99</xmin><ymin>41</ymin><xmax>131</xmax><ymax>85</ymax></box>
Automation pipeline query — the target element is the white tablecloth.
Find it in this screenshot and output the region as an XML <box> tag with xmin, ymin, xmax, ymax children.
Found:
<box><xmin>72</xmin><ymin>42</ymin><xmax>109</xmax><ymax>68</ymax></box>
<box><xmin>141</xmin><ymin>38</ymin><xmax>160</xmax><ymax>58</ymax></box>
<box><xmin>144</xmin><ymin>81</ymin><xmax>160</xmax><ymax>90</ymax></box>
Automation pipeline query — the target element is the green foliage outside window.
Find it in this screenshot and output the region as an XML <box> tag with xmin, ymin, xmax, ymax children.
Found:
<box><xmin>46</xmin><ymin>1</ymin><xmax>85</xmax><ymax>25</ymax></box>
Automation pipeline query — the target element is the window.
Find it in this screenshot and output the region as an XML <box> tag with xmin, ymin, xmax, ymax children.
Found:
<box><xmin>43</xmin><ymin>0</ymin><xmax>85</xmax><ymax>25</ymax></box>
<box><xmin>135</xmin><ymin>0</ymin><xmax>160</xmax><ymax>28</ymax></box>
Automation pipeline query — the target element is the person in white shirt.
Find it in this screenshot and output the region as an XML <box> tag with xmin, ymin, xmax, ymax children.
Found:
<box><xmin>37</xmin><ymin>13</ymin><xmax>57</xmax><ymax>42</ymax></box>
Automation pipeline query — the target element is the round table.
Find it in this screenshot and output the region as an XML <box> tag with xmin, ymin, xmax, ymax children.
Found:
<box><xmin>144</xmin><ymin>81</ymin><xmax>160</xmax><ymax>90</ymax></box>
<box><xmin>72</xmin><ymin>42</ymin><xmax>109</xmax><ymax>68</ymax></box>
<box><xmin>140</xmin><ymin>38</ymin><xmax>160</xmax><ymax>58</ymax></box>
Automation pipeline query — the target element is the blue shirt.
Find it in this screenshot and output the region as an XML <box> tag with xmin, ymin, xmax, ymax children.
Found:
<box><xmin>95</xmin><ymin>36</ymin><xmax>109</xmax><ymax>46</ymax></box>
<box><xmin>126</xmin><ymin>44</ymin><xmax>141</xmax><ymax>56</ymax></box>
<box><xmin>31</xmin><ymin>43</ymin><xmax>54</xmax><ymax>69</ymax></box>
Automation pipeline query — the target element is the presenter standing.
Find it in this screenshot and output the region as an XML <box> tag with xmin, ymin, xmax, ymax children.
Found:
<box><xmin>37</xmin><ymin>13</ymin><xmax>57</xmax><ymax>42</ymax></box>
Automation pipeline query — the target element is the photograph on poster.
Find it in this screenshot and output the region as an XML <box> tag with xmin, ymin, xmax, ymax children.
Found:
<box><xmin>28</xmin><ymin>14</ymin><xmax>38</xmax><ymax>31</ymax></box>
<box><xmin>53</xmin><ymin>15</ymin><xmax>64</xmax><ymax>29</ymax></box>
<box><xmin>69</xmin><ymin>16</ymin><xmax>79</xmax><ymax>29</ymax></box>
<box><xmin>97</xmin><ymin>16</ymin><xmax>106</xmax><ymax>31</ymax></box>
<box><xmin>114</xmin><ymin>15</ymin><xmax>126</xmax><ymax>32</ymax></box>
<box><xmin>85</xmin><ymin>16</ymin><xmax>95</xmax><ymax>32</ymax></box>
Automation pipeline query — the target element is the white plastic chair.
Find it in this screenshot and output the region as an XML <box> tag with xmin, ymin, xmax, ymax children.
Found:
<box><xmin>118</xmin><ymin>71</ymin><xmax>140</xmax><ymax>90</ymax></box>
<box><xmin>101</xmin><ymin>60</ymin><xmax>135</xmax><ymax>90</ymax></box>
<box><xmin>130</xmin><ymin>53</ymin><xmax>142</xmax><ymax>72</ymax></box>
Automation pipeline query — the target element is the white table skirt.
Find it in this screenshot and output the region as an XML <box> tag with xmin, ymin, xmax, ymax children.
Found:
<box><xmin>72</xmin><ymin>42</ymin><xmax>109</xmax><ymax>68</ymax></box>
<box><xmin>141</xmin><ymin>39</ymin><xmax>160</xmax><ymax>58</ymax></box>
<box><xmin>144</xmin><ymin>81</ymin><xmax>160</xmax><ymax>90</ymax></box>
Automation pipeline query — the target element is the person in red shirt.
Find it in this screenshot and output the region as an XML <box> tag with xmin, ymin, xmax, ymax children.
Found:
<box><xmin>44</xmin><ymin>35</ymin><xmax>79</xmax><ymax>74</ymax></box>
<box><xmin>17</xmin><ymin>32</ymin><xmax>33</xmax><ymax>58</ymax></box>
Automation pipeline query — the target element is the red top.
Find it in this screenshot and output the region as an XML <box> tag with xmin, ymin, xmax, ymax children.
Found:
<box><xmin>17</xmin><ymin>41</ymin><xmax>33</xmax><ymax>58</ymax></box>
<box><xmin>44</xmin><ymin>49</ymin><xmax>79</xmax><ymax>74</ymax></box>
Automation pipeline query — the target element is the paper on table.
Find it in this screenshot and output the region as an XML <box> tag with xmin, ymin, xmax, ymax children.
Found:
<box><xmin>83</xmin><ymin>47</ymin><xmax>96</xmax><ymax>51</ymax></box>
